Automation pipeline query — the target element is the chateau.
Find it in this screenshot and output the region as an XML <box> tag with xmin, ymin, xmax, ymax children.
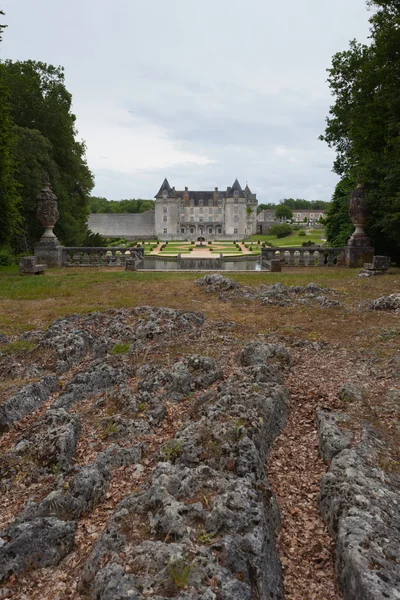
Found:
<box><xmin>88</xmin><ymin>178</ymin><xmax>258</xmax><ymax>241</ymax></box>
<box><xmin>155</xmin><ymin>178</ymin><xmax>258</xmax><ymax>240</ymax></box>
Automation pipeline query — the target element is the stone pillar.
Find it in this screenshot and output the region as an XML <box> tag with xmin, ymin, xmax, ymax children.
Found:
<box><xmin>34</xmin><ymin>172</ymin><xmax>63</xmax><ymax>267</ymax></box>
<box><xmin>344</xmin><ymin>183</ymin><xmax>374</xmax><ymax>268</ymax></box>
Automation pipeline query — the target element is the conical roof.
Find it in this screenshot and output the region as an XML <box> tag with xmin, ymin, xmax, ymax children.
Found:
<box><xmin>155</xmin><ymin>178</ymin><xmax>177</xmax><ymax>198</ymax></box>
<box><xmin>230</xmin><ymin>178</ymin><xmax>243</xmax><ymax>194</ymax></box>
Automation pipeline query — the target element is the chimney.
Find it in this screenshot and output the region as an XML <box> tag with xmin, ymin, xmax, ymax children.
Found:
<box><xmin>215</xmin><ymin>186</ymin><xmax>218</xmax><ymax>192</ymax></box>
<box><xmin>185</xmin><ymin>186</ymin><xmax>188</xmax><ymax>191</ymax></box>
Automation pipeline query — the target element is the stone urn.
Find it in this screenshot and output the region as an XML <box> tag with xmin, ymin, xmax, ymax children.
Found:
<box><xmin>345</xmin><ymin>183</ymin><xmax>374</xmax><ymax>267</ymax></box>
<box><xmin>36</xmin><ymin>171</ymin><xmax>60</xmax><ymax>242</ymax></box>
<box><xmin>348</xmin><ymin>183</ymin><xmax>370</xmax><ymax>246</ymax></box>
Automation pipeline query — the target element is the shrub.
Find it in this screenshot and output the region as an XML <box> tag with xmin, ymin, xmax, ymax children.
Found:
<box><xmin>298</xmin><ymin>230</ymin><xmax>306</xmax><ymax>237</ymax></box>
<box><xmin>0</xmin><ymin>248</ymin><xmax>14</xmax><ymax>266</ymax></box>
<box><xmin>208</xmin><ymin>241</ymin><xmax>212</xmax><ymax>245</ymax></box>
<box><xmin>268</xmin><ymin>223</ymin><xmax>292</xmax><ymax>238</ymax></box>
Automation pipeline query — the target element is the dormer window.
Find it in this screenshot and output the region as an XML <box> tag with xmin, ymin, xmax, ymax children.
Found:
<box><xmin>208</xmin><ymin>199</ymin><xmax>213</xmax><ymax>207</ymax></box>
<box><xmin>190</xmin><ymin>199</ymin><xmax>194</xmax><ymax>207</ymax></box>
<box><xmin>162</xmin><ymin>190</ymin><xmax>168</xmax><ymax>199</ymax></box>
<box><xmin>199</xmin><ymin>199</ymin><xmax>204</xmax><ymax>207</ymax></box>
<box><xmin>234</xmin><ymin>190</ymin><xmax>239</xmax><ymax>198</ymax></box>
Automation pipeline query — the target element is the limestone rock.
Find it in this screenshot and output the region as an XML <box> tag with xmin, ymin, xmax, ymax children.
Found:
<box><xmin>315</xmin><ymin>409</ymin><xmax>353</xmax><ymax>462</ymax></box>
<box><xmin>0</xmin><ymin>376</ymin><xmax>57</xmax><ymax>433</ymax></box>
<box><xmin>0</xmin><ymin>517</ymin><xmax>76</xmax><ymax>583</ymax></box>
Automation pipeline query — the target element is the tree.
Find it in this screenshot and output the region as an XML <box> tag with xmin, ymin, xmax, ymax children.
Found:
<box><xmin>0</xmin><ymin>13</ymin><xmax>21</xmax><ymax>248</ymax></box>
<box><xmin>2</xmin><ymin>60</ymin><xmax>94</xmax><ymax>246</ymax></box>
<box><xmin>257</xmin><ymin>203</ymin><xmax>275</xmax><ymax>214</ymax></box>
<box><xmin>275</xmin><ymin>205</ymin><xmax>293</xmax><ymax>220</ymax></box>
<box><xmin>320</xmin><ymin>0</ymin><xmax>400</xmax><ymax>261</ymax></box>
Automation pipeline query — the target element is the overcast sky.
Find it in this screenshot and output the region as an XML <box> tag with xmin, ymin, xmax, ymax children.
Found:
<box><xmin>1</xmin><ymin>0</ymin><xmax>371</xmax><ymax>203</ymax></box>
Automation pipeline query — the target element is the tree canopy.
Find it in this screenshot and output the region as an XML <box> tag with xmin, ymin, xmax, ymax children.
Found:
<box><xmin>0</xmin><ymin>12</ymin><xmax>94</xmax><ymax>253</ymax></box>
<box><xmin>1</xmin><ymin>60</ymin><xmax>94</xmax><ymax>249</ymax></box>
<box><xmin>321</xmin><ymin>0</ymin><xmax>400</xmax><ymax>261</ymax></box>
<box><xmin>90</xmin><ymin>197</ymin><xmax>155</xmax><ymax>214</ymax></box>
<box><xmin>275</xmin><ymin>205</ymin><xmax>293</xmax><ymax>220</ymax></box>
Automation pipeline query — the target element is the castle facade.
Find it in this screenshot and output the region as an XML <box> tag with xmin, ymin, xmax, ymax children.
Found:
<box><xmin>155</xmin><ymin>178</ymin><xmax>258</xmax><ymax>240</ymax></box>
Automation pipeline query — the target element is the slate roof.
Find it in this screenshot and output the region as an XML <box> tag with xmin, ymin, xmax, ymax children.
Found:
<box><xmin>155</xmin><ymin>179</ymin><xmax>257</xmax><ymax>205</ymax></box>
<box><xmin>155</xmin><ymin>178</ymin><xmax>177</xmax><ymax>198</ymax></box>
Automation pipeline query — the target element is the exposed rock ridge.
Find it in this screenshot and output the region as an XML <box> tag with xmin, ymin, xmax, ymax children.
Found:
<box><xmin>81</xmin><ymin>341</ymin><xmax>290</xmax><ymax>600</ymax></box>
<box><xmin>317</xmin><ymin>415</ymin><xmax>400</xmax><ymax>599</ymax></box>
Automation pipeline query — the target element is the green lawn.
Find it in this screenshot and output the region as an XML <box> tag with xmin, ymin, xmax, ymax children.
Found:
<box><xmin>249</xmin><ymin>230</ymin><xmax>326</xmax><ymax>247</ymax></box>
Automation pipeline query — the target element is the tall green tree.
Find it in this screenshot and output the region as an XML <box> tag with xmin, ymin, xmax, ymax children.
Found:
<box><xmin>275</xmin><ymin>205</ymin><xmax>293</xmax><ymax>220</ymax></box>
<box><xmin>2</xmin><ymin>60</ymin><xmax>94</xmax><ymax>246</ymax></box>
<box><xmin>0</xmin><ymin>11</ymin><xmax>21</xmax><ymax>248</ymax></box>
<box><xmin>321</xmin><ymin>0</ymin><xmax>400</xmax><ymax>261</ymax></box>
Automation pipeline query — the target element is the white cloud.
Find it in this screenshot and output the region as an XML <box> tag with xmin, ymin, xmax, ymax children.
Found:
<box><xmin>1</xmin><ymin>0</ymin><xmax>371</xmax><ymax>202</ymax></box>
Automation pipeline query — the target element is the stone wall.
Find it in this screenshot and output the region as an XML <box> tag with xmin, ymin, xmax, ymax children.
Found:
<box><xmin>88</xmin><ymin>211</ymin><xmax>155</xmax><ymax>240</ymax></box>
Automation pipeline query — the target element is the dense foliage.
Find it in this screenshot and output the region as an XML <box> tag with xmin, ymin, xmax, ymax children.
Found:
<box><xmin>268</xmin><ymin>223</ymin><xmax>293</xmax><ymax>238</ymax></box>
<box><xmin>0</xmin><ymin>12</ymin><xmax>94</xmax><ymax>253</ymax></box>
<box><xmin>1</xmin><ymin>60</ymin><xmax>94</xmax><ymax>250</ymax></box>
<box><xmin>257</xmin><ymin>199</ymin><xmax>330</xmax><ymax>214</ymax></box>
<box><xmin>321</xmin><ymin>0</ymin><xmax>400</xmax><ymax>261</ymax></box>
<box><xmin>275</xmin><ymin>205</ymin><xmax>293</xmax><ymax>220</ymax></box>
<box><xmin>90</xmin><ymin>197</ymin><xmax>155</xmax><ymax>214</ymax></box>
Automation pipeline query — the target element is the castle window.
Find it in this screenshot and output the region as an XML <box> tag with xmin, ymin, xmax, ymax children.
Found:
<box><xmin>217</xmin><ymin>228</ymin><xmax>222</xmax><ymax>234</ymax></box>
<box><xmin>234</xmin><ymin>197</ymin><xmax>238</xmax><ymax>204</ymax></box>
<box><xmin>190</xmin><ymin>207</ymin><xmax>194</xmax><ymax>214</ymax></box>
<box><xmin>199</xmin><ymin>207</ymin><xmax>203</xmax><ymax>214</ymax></box>
<box><xmin>234</xmin><ymin>228</ymin><xmax>238</xmax><ymax>234</ymax></box>
<box><xmin>208</xmin><ymin>227</ymin><xmax>212</xmax><ymax>233</ymax></box>
<box><xmin>180</xmin><ymin>216</ymin><xmax>184</xmax><ymax>222</ymax></box>
<box><xmin>234</xmin><ymin>190</ymin><xmax>239</xmax><ymax>198</ymax></box>
<box><xmin>209</xmin><ymin>207</ymin><xmax>213</xmax><ymax>213</ymax></box>
<box><xmin>234</xmin><ymin>215</ymin><xmax>239</xmax><ymax>222</ymax></box>
<box><xmin>234</xmin><ymin>206</ymin><xmax>238</xmax><ymax>214</ymax></box>
<box><xmin>199</xmin><ymin>217</ymin><xmax>203</xmax><ymax>223</ymax></box>
<box><xmin>218</xmin><ymin>207</ymin><xmax>222</xmax><ymax>213</ymax></box>
<box><xmin>162</xmin><ymin>190</ymin><xmax>168</xmax><ymax>199</ymax></box>
<box><xmin>190</xmin><ymin>228</ymin><xmax>194</xmax><ymax>233</ymax></box>
<box><xmin>190</xmin><ymin>199</ymin><xmax>194</xmax><ymax>207</ymax></box>
<box><xmin>163</xmin><ymin>228</ymin><xmax>167</xmax><ymax>234</ymax></box>
<box><xmin>190</xmin><ymin>217</ymin><xmax>194</xmax><ymax>222</ymax></box>
<box><xmin>181</xmin><ymin>228</ymin><xmax>185</xmax><ymax>233</ymax></box>
<box><xmin>163</xmin><ymin>216</ymin><xmax>167</xmax><ymax>222</ymax></box>
<box><xmin>208</xmin><ymin>199</ymin><xmax>213</xmax><ymax>206</ymax></box>
<box><xmin>199</xmin><ymin>199</ymin><xmax>204</xmax><ymax>206</ymax></box>
<box><xmin>209</xmin><ymin>217</ymin><xmax>213</xmax><ymax>222</ymax></box>
<box><xmin>163</xmin><ymin>207</ymin><xmax>167</xmax><ymax>213</ymax></box>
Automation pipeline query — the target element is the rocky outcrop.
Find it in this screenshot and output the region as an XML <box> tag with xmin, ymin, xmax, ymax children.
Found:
<box><xmin>0</xmin><ymin>376</ymin><xmax>57</xmax><ymax>433</ymax></box>
<box><xmin>80</xmin><ymin>343</ymin><xmax>290</xmax><ymax>600</ymax></box>
<box><xmin>318</xmin><ymin>423</ymin><xmax>400</xmax><ymax>599</ymax></box>
<box><xmin>195</xmin><ymin>276</ymin><xmax>339</xmax><ymax>308</ymax></box>
<box><xmin>369</xmin><ymin>293</ymin><xmax>400</xmax><ymax>311</ymax></box>
<box><xmin>315</xmin><ymin>409</ymin><xmax>353</xmax><ymax>461</ymax></box>
<box><xmin>0</xmin><ymin>517</ymin><xmax>76</xmax><ymax>583</ymax></box>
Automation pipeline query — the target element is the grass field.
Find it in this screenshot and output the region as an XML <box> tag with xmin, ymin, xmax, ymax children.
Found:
<box><xmin>249</xmin><ymin>229</ymin><xmax>326</xmax><ymax>246</ymax></box>
<box><xmin>0</xmin><ymin>265</ymin><xmax>398</xmax><ymax>340</ymax></box>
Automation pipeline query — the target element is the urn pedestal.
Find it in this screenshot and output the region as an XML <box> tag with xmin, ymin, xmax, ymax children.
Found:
<box><xmin>345</xmin><ymin>183</ymin><xmax>374</xmax><ymax>268</ymax></box>
<box><xmin>34</xmin><ymin>172</ymin><xmax>63</xmax><ymax>267</ymax></box>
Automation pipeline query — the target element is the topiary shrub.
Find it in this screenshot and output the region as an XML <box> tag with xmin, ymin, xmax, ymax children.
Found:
<box><xmin>298</xmin><ymin>230</ymin><xmax>306</xmax><ymax>237</ymax></box>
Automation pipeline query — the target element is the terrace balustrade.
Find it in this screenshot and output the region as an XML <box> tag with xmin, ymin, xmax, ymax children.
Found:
<box><xmin>62</xmin><ymin>247</ymin><xmax>144</xmax><ymax>267</ymax></box>
<box><xmin>261</xmin><ymin>247</ymin><xmax>343</xmax><ymax>267</ymax></box>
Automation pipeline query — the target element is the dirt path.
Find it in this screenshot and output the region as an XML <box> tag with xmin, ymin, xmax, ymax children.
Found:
<box><xmin>268</xmin><ymin>349</ymin><xmax>342</xmax><ymax>600</ymax></box>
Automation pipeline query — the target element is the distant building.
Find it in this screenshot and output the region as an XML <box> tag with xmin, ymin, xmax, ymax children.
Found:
<box><xmin>257</xmin><ymin>208</ymin><xmax>326</xmax><ymax>234</ymax></box>
<box><xmin>155</xmin><ymin>178</ymin><xmax>258</xmax><ymax>240</ymax></box>
<box><xmin>88</xmin><ymin>178</ymin><xmax>258</xmax><ymax>241</ymax></box>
